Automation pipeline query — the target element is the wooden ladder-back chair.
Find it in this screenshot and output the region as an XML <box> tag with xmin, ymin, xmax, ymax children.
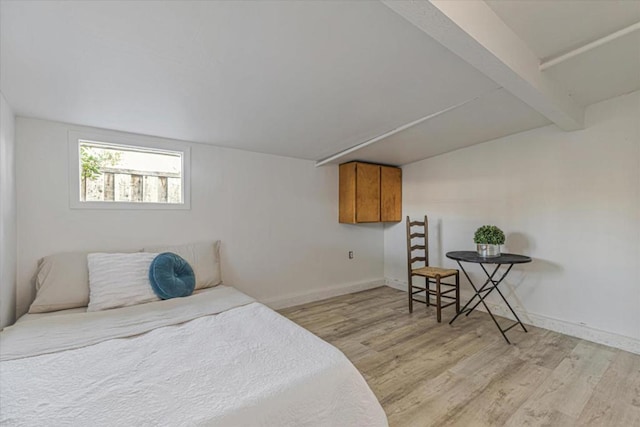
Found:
<box><xmin>406</xmin><ymin>215</ymin><xmax>460</xmax><ymax>322</ymax></box>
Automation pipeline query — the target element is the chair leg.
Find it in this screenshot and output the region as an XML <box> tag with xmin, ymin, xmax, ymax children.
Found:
<box><xmin>425</xmin><ymin>277</ymin><xmax>430</xmax><ymax>307</ymax></box>
<box><xmin>455</xmin><ymin>272</ymin><xmax>460</xmax><ymax>313</ymax></box>
<box><xmin>408</xmin><ymin>274</ymin><xmax>413</xmax><ymax>313</ymax></box>
<box><xmin>436</xmin><ymin>275</ymin><xmax>442</xmax><ymax>323</ymax></box>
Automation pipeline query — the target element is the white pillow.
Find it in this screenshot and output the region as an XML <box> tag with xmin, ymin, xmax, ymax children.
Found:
<box><xmin>143</xmin><ymin>241</ymin><xmax>221</xmax><ymax>290</ymax></box>
<box><xmin>87</xmin><ymin>253</ymin><xmax>159</xmax><ymax>312</ymax></box>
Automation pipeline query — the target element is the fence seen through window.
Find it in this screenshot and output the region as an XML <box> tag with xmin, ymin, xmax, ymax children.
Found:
<box><xmin>79</xmin><ymin>141</ymin><xmax>183</xmax><ymax>204</ymax></box>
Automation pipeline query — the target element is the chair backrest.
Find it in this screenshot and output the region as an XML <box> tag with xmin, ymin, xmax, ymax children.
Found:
<box><xmin>406</xmin><ymin>215</ymin><xmax>429</xmax><ymax>273</ymax></box>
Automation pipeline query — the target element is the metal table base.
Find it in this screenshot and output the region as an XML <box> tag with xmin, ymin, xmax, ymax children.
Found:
<box><xmin>446</xmin><ymin>251</ymin><xmax>532</xmax><ymax>344</ymax></box>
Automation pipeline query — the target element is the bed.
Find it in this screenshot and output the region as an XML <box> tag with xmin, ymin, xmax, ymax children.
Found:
<box><xmin>0</xmin><ymin>285</ymin><xmax>387</xmax><ymax>426</ymax></box>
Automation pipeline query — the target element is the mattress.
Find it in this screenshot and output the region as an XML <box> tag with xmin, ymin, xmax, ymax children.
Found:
<box><xmin>14</xmin><ymin>286</ymin><xmax>217</xmax><ymax>324</ymax></box>
<box><xmin>15</xmin><ymin>307</ymin><xmax>87</xmax><ymax>324</ymax></box>
<box><xmin>0</xmin><ymin>286</ymin><xmax>387</xmax><ymax>426</ymax></box>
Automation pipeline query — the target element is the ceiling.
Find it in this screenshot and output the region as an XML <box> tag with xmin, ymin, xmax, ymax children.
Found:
<box><xmin>486</xmin><ymin>0</ymin><xmax>640</xmax><ymax>107</ymax></box>
<box><xmin>485</xmin><ymin>0</ymin><xmax>640</xmax><ymax>60</ymax></box>
<box><xmin>334</xmin><ymin>88</ymin><xmax>549</xmax><ymax>166</ymax></box>
<box><xmin>1</xmin><ymin>1</ymin><xmax>638</xmax><ymax>166</ymax></box>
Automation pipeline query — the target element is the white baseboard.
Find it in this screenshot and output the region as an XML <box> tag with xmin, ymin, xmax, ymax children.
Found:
<box><xmin>262</xmin><ymin>279</ymin><xmax>385</xmax><ymax>310</ymax></box>
<box><xmin>386</xmin><ymin>277</ymin><xmax>408</xmax><ymax>292</ymax></box>
<box><xmin>385</xmin><ymin>278</ymin><xmax>640</xmax><ymax>355</ymax></box>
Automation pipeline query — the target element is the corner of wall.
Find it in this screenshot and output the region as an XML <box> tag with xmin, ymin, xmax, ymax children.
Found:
<box><xmin>0</xmin><ymin>91</ymin><xmax>17</xmax><ymax>328</ymax></box>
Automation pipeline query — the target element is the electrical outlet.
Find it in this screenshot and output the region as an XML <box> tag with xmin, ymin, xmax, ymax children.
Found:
<box><xmin>348</xmin><ymin>251</ymin><xmax>354</xmax><ymax>259</ymax></box>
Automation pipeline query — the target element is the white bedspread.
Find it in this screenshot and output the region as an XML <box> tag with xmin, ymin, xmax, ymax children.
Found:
<box><xmin>0</xmin><ymin>287</ymin><xmax>387</xmax><ymax>427</ymax></box>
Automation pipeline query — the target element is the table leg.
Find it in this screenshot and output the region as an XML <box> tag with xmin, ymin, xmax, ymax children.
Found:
<box><xmin>465</xmin><ymin>264</ymin><xmax>513</xmax><ymax>315</ymax></box>
<box><xmin>484</xmin><ymin>266</ymin><xmax>528</xmax><ymax>333</ymax></box>
<box><xmin>449</xmin><ymin>262</ymin><xmax>527</xmax><ymax>344</ymax></box>
<box><xmin>449</xmin><ymin>262</ymin><xmax>500</xmax><ymax>325</ymax></box>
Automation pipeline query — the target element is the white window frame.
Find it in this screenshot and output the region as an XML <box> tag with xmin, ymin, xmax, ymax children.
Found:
<box><xmin>68</xmin><ymin>130</ymin><xmax>191</xmax><ymax>210</ymax></box>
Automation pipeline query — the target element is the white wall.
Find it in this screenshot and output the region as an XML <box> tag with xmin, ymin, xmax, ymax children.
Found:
<box><xmin>385</xmin><ymin>91</ymin><xmax>640</xmax><ymax>352</ymax></box>
<box><xmin>15</xmin><ymin>118</ymin><xmax>384</xmax><ymax>318</ymax></box>
<box><xmin>0</xmin><ymin>93</ymin><xmax>17</xmax><ymax>328</ymax></box>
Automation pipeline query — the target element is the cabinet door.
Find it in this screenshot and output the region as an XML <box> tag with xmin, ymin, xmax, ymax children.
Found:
<box><xmin>380</xmin><ymin>166</ymin><xmax>402</xmax><ymax>222</ymax></box>
<box><xmin>355</xmin><ymin>163</ymin><xmax>380</xmax><ymax>222</ymax></box>
<box><xmin>339</xmin><ymin>162</ymin><xmax>357</xmax><ymax>223</ymax></box>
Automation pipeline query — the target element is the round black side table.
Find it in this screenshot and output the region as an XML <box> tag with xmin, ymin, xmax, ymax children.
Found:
<box><xmin>446</xmin><ymin>251</ymin><xmax>532</xmax><ymax>344</ymax></box>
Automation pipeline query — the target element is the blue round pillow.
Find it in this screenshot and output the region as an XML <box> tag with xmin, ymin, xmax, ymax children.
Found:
<box><xmin>149</xmin><ymin>252</ymin><xmax>196</xmax><ymax>300</ymax></box>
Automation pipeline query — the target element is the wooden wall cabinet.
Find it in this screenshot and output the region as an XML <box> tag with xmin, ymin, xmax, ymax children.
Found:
<box><xmin>339</xmin><ymin>161</ymin><xmax>402</xmax><ymax>224</ymax></box>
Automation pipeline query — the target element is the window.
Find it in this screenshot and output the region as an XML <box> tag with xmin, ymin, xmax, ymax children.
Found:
<box><xmin>79</xmin><ymin>141</ymin><xmax>183</xmax><ymax>203</ymax></box>
<box><xmin>69</xmin><ymin>132</ymin><xmax>190</xmax><ymax>209</ymax></box>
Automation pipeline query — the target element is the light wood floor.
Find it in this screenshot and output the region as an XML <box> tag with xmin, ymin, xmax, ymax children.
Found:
<box><xmin>279</xmin><ymin>286</ymin><xmax>640</xmax><ymax>427</ymax></box>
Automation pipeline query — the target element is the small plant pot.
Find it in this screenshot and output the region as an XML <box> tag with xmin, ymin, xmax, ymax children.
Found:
<box><xmin>477</xmin><ymin>244</ymin><xmax>501</xmax><ymax>258</ymax></box>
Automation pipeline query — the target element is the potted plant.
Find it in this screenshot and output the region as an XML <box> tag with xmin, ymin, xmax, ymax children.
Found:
<box><xmin>474</xmin><ymin>225</ymin><xmax>505</xmax><ymax>257</ymax></box>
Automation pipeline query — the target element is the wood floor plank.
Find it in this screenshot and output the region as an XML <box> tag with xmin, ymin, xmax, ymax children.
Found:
<box><xmin>577</xmin><ymin>349</ymin><xmax>640</xmax><ymax>426</ymax></box>
<box><xmin>442</xmin><ymin>361</ymin><xmax>551</xmax><ymax>427</ymax></box>
<box><xmin>506</xmin><ymin>340</ymin><xmax>617</xmax><ymax>424</ymax></box>
<box><xmin>514</xmin><ymin>328</ymin><xmax>582</xmax><ymax>370</ymax></box>
<box><xmin>279</xmin><ymin>286</ymin><xmax>639</xmax><ymax>427</ymax></box>
<box><xmin>369</xmin><ymin>330</ymin><xmax>494</xmax><ymax>405</ymax></box>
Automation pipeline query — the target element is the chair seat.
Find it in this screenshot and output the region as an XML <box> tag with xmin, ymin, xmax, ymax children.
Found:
<box><xmin>411</xmin><ymin>266</ymin><xmax>458</xmax><ymax>279</ymax></box>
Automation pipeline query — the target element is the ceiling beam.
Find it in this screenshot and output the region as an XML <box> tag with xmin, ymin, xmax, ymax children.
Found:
<box><xmin>381</xmin><ymin>0</ymin><xmax>585</xmax><ymax>131</ymax></box>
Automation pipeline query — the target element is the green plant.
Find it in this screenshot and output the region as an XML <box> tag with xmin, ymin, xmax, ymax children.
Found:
<box><xmin>81</xmin><ymin>146</ymin><xmax>121</xmax><ymax>181</ymax></box>
<box><xmin>80</xmin><ymin>146</ymin><xmax>121</xmax><ymax>200</ymax></box>
<box><xmin>473</xmin><ymin>225</ymin><xmax>505</xmax><ymax>245</ymax></box>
